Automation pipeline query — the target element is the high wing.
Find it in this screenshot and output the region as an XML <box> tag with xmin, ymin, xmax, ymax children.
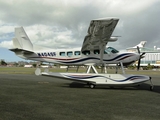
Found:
<box><xmin>81</xmin><ymin>18</ymin><xmax>119</xmax><ymax>52</ymax></box>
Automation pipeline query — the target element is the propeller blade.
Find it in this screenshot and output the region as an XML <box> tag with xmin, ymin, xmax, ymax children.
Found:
<box><xmin>137</xmin><ymin>52</ymin><xmax>145</xmax><ymax>70</ymax></box>
<box><xmin>140</xmin><ymin>52</ymin><xmax>145</xmax><ymax>58</ymax></box>
<box><xmin>136</xmin><ymin>47</ymin><xmax>145</xmax><ymax>70</ymax></box>
<box><xmin>137</xmin><ymin>58</ymin><xmax>141</xmax><ymax>71</ymax></box>
<box><xmin>137</xmin><ymin>46</ymin><xmax>140</xmax><ymax>54</ymax></box>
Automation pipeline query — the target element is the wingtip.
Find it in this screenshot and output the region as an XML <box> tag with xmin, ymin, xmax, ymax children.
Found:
<box><xmin>92</xmin><ymin>17</ymin><xmax>119</xmax><ymax>21</ymax></box>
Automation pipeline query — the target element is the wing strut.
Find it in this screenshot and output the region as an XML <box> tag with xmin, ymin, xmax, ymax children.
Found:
<box><xmin>120</xmin><ymin>62</ymin><xmax>125</xmax><ymax>74</ymax></box>
<box><xmin>86</xmin><ymin>65</ymin><xmax>98</xmax><ymax>74</ymax></box>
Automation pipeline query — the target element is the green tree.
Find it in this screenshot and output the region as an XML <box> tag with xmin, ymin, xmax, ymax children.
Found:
<box><xmin>1</xmin><ymin>60</ymin><xmax>7</xmax><ymax>65</ymax></box>
<box><xmin>32</xmin><ymin>63</ymin><xmax>37</xmax><ymax>68</ymax></box>
<box><xmin>14</xmin><ymin>62</ymin><xmax>18</xmax><ymax>67</ymax></box>
<box><xmin>147</xmin><ymin>63</ymin><xmax>154</xmax><ymax>70</ymax></box>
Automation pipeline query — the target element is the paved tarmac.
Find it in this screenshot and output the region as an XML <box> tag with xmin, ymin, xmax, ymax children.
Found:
<box><xmin>0</xmin><ymin>73</ymin><xmax>160</xmax><ymax>120</ymax></box>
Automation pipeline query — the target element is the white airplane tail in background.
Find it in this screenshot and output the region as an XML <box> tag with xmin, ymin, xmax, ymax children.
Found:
<box><xmin>134</xmin><ymin>41</ymin><xmax>147</xmax><ymax>48</ymax></box>
<box><xmin>12</xmin><ymin>27</ymin><xmax>33</xmax><ymax>51</ymax></box>
<box><xmin>126</xmin><ymin>41</ymin><xmax>147</xmax><ymax>52</ymax></box>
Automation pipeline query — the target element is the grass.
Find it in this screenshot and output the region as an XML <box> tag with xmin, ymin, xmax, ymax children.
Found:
<box><xmin>0</xmin><ymin>67</ymin><xmax>35</xmax><ymax>74</ymax></box>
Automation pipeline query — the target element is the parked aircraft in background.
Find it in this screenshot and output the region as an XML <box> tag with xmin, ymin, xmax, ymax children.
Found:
<box><xmin>127</xmin><ymin>41</ymin><xmax>160</xmax><ymax>67</ymax></box>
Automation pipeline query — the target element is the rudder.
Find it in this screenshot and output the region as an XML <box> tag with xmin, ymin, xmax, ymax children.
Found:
<box><xmin>13</xmin><ymin>27</ymin><xmax>33</xmax><ymax>51</ymax></box>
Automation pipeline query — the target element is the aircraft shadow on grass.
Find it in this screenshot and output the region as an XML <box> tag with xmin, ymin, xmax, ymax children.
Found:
<box><xmin>61</xmin><ymin>82</ymin><xmax>160</xmax><ymax>94</ymax></box>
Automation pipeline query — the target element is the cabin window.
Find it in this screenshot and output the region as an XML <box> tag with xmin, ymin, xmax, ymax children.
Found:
<box><xmin>59</xmin><ymin>52</ymin><xmax>65</xmax><ymax>56</ymax></box>
<box><xmin>67</xmin><ymin>51</ymin><xmax>73</xmax><ymax>57</ymax></box>
<box><xmin>74</xmin><ymin>51</ymin><xmax>81</xmax><ymax>56</ymax></box>
<box><xmin>94</xmin><ymin>50</ymin><xmax>100</xmax><ymax>54</ymax></box>
<box><xmin>82</xmin><ymin>50</ymin><xmax>90</xmax><ymax>55</ymax></box>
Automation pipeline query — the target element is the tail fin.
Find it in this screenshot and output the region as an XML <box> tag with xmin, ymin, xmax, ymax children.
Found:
<box><xmin>134</xmin><ymin>41</ymin><xmax>147</xmax><ymax>48</ymax></box>
<box><xmin>126</xmin><ymin>41</ymin><xmax>147</xmax><ymax>52</ymax></box>
<box><xmin>12</xmin><ymin>27</ymin><xmax>33</xmax><ymax>51</ymax></box>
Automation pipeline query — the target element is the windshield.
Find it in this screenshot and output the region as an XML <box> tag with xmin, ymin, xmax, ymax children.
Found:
<box><xmin>104</xmin><ymin>47</ymin><xmax>119</xmax><ymax>54</ymax></box>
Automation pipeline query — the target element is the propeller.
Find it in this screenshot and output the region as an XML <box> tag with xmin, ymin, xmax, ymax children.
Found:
<box><xmin>137</xmin><ymin>46</ymin><xmax>145</xmax><ymax>70</ymax></box>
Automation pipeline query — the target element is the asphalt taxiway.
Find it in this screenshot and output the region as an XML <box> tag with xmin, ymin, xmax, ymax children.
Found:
<box><xmin>0</xmin><ymin>73</ymin><xmax>160</xmax><ymax>120</ymax></box>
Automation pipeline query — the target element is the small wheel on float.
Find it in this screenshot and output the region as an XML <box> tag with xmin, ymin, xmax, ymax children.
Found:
<box><xmin>150</xmin><ymin>86</ymin><xmax>154</xmax><ymax>91</ymax></box>
<box><xmin>90</xmin><ymin>84</ymin><xmax>95</xmax><ymax>89</ymax></box>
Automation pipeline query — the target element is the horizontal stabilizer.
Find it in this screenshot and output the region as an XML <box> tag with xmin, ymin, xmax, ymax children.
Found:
<box><xmin>9</xmin><ymin>48</ymin><xmax>34</xmax><ymax>54</ymax></box>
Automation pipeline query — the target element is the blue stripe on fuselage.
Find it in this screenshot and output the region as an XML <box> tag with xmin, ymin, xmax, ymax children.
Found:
<box><xmin>60</xmin><ymin>53</ymin><xmax>133</xmax><ymax>64</ymax></box>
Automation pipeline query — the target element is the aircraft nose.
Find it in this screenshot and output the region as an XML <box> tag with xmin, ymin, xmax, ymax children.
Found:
<box><xmin>130</xmin><ymin>53</ymin><xmax>140</xmax><ymax>61</ymax></box>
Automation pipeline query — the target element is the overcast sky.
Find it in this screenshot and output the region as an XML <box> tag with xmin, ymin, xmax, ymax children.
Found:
<box><xmin>0</xmin><ymin>0</ymin><xmax>160</xmax><ymax>62</ymax></box>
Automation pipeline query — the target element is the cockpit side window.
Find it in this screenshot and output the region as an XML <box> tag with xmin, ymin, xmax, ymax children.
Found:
<box><xmin>104</xmin><ymin>50</ymin><xmax>109</xmax><ymax>54</ymax></box>
<box><xmin>106</xmin><ymin>47</ymin><xmax>119</xmax><ymax>54</ymax></box>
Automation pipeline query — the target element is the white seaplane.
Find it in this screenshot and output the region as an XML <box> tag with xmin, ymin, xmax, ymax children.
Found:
<box><xmin>10</xmin><ymin>18</ymin><xmax>153</xmax><ymax>90</ymax></box>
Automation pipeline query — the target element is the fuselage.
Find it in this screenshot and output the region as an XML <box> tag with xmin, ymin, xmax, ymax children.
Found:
<box><xmin>15</xmin><ymin>46</ymin><xmax>140</xmax><ymax>66</ymax></box>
